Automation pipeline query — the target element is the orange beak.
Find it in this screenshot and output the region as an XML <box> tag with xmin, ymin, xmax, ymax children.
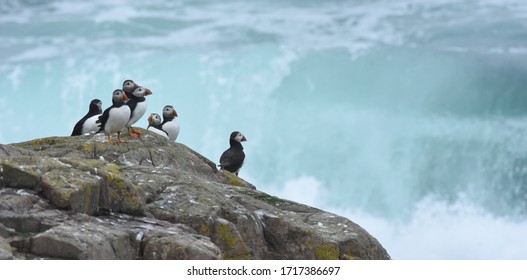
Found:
<box><xmin>241</xmin><ymin>135</ymin><xmax>247</xmax><ymax>142</ymax></box>
<box><xmin>123</xmin><ymin>93</ymin><xmax>129</xmax><ymax>102</ymax></box>
<box><xmin>173</xmin><ymin>110</ymin><xmax>178</xmax><ymax>117</ymax></box>
<box><xmin>145</xmin><ymin>88</ymin><xmax>153</xmax><ymax>96</ymax></box>
<box><xmin>147</xmin><ymin>115</ymin><xmax>152</xmax><ymax>124</ymax></box>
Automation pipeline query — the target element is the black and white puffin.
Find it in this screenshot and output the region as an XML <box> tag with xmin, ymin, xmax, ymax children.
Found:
<box><xmin>97</xmin><ymin>89</ymin><xmax>130</xmax><ymax>144</ymax></box>
<box><xmin>219</xmin><ymin>131</ymin><xmax>247</xmax><ymax>176</ymax></box>
<box><xmin>161</xmin><ymin>105</ymin><xmax>180</xmax><ymax>141</ymax></box>
<box><xmin>71</xmin><ymin>99</ymin><xmax>102</xmax><ymax>136</ymax></box>
<box><xmin>122</xmin><ymin>79</ymin><xmax>139</xmax><ymax>98</ymax></box>
<box><xmin>147</xmin><ymin>113</ymin><xmax>168</xmax><ymax>139</ymax></box>
<box><xmin>125</xmin><ymin>86</ymin><xmax>152</xmax><ymax>138</ymax></box>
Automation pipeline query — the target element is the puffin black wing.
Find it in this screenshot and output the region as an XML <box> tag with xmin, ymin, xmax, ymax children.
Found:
<box><xmin>97</xmin><ymin>107</ymin><xmax>112</xmax><ymax>132</ymax></box>
<box><xmin>126</xmin><ymin>98</ymin><xmax>139</xmax><ymax>113</ymax></box>
<box><xmin>219</xmin><ymin>148</ymin><xmax>245</xmax><ymax>174</ymax></box>
<box><xmin>71</xmin><ymin>99</ymin><xmax>102</xmax><ymax>136</ymax></box>
<box><xmin>71</xmin><ymin>115</ymin><xmax>89</xmax><ymax>136</ymax></box>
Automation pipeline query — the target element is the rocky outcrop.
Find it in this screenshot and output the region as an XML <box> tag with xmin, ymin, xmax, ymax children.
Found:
<box><xmin>0</xmin><ymin>131</ymin><xmax>390</xmax><ymax>260</ymax></box>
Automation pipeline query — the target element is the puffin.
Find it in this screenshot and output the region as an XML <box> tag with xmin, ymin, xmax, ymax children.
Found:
<box><xmin>147</xmin><ymin>113</ymin><xmax>169</xmax><ymax>139</ymax></box>
<box><xmin>218</xmin><ymin>131</ymin><xmax>247</xmax><ymax>176</ymax></box>
<box><xmin>161</xmin><ymin>105</ymin><xmax>180</xmax><ymax>141</ymax></box>
<box><xmin>71</xmin><ymin>99</ymin><xmax>102</xmax><ymax>136</ymax></box>
<box><xmin>125</xmin><ymin>86</ymin><xmax>152</xmax><ymax>138</ymax></box>
<box><xmin>122</xmin><ymin>79</ymin><xmax>139</xmax><ymax>98</ymax></box>
<box><xmin>97</xmin><ymin>89</ymin><xmax>130</xmax><ymax>144</ymax></box>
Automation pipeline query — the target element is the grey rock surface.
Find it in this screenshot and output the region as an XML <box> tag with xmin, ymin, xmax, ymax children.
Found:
<box><xmin>0</xmin><ymin>235</ymin><xmax>13</xmax><ymax>260</ymax></box>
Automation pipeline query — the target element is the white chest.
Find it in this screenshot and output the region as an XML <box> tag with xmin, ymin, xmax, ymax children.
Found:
<box><xmin>127</xmin><ymin>101</ymin><xmax>147</xmax><ymax>127</ymax></box>
<box><xmin>106</xmin><ymin>106</ymin><xmax>131</xmax><ymax>134</ymax></box>
<box><xmin>148</xmin><ymin>126</ymin><xmax>169</xmax><ymax>139</ymax></box>
<box><xmin>82</xmin><ymin>114</ymin><xmax>101</xmax><ymax>134</ymax></box>
<box><xmin>162</xmin><ymin>120</ymin><xmax>180</xmax><ymax>141</ymax></box>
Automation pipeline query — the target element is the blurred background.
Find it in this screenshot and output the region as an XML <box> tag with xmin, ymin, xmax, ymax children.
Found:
<box><xmin>1</xmin><ymin>0</ymin><xmax>527</xmax><ymax>259</ymax></box>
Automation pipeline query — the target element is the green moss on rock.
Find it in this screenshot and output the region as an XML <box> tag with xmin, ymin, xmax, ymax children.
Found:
<box><xmin>224</xmin><ymin>172</ymin><xmax>245</xmax><ymax>187</ymax></box>
<box><xmin>26</xmin><ymin>137</ymin><xmax>61</xmax><ymax>148</ymax></box>
<box><xmin>199</xmin><ymin>223</ymin><xmax>211</xmax><ymax>237</ymax></box>
<box><xmin>212</xmin><ymin>222</ymin><xmax>251</xmax><ymax>260</ymax></box>
<box><xmin>315</xmin><ymin>245</ymin><xmax>339</xmax><ymax>260</ymax></box>
<box><xmin>96</xmin><ymin>163</ymin><xmax>145</xmax><ymax>215</ymax></box>
<box><xmin>238</xmin><ymin>189</ymin><xmax>289</xmax><ymax>206</ymax></box>
<box><xmin>217</xmin><ymin>224</ymin><xmax>236</xmax><ymax>249</ymax></box>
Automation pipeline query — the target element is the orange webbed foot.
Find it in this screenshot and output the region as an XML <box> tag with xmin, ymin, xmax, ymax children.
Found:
<box><xmin>132</xmin><ymin>127</ymin><xmax>143</xmax><ymax>135</ymax></box>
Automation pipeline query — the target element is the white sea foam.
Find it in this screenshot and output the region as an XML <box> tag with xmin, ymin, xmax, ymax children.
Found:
<box><xmin>331</xmin><ymin>196</ymin><xmax>527</xmax><ymax>259</ymax></box>
<box><xmin>2</xmin><ymin>0</ymin><xmax>527</xmax><ymax>63</ymax></box>
<box><xmin>268</xmin><ymin>176</ymin><xmax>328</xmax><ymax>208</ymax></box>
<box><xmin>6</xmin><ymin>65</ymin><xmax>23</xmax><ymax>90</ymax></box>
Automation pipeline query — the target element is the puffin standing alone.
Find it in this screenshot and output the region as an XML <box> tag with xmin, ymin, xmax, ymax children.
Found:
<box><xmin>219</xmin><ymin>131</ymin><xmax>247</xmax><ymax>176</ymax></box>
<box><xmin>125</xmin><ymin>86</ymin><xmax>152</xmax><ymax>138</ymax></box>
<box><xmin>147</xmin><ymin>113</ymin><xmax>169</xmax><ymax>139</ymax></box>
<box><xmin>161</xmin><ymin>105</ymin><xmax>180</xmax><ymax>141</ymax></box>
<box><xmin>97</xmin><ymin>89</ymin><xmax>130</xmax><ymax>144</ymax></box>
<box><xmin>71</xmin><ymin>99</ymin><xmax>102</xmax><ymax>136</ymax></box>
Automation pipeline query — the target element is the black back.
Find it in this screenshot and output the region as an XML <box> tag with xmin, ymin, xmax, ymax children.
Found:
<box><xmin>71</xmin><ymin>99</ymin><xmax>102</xmax><ymax>136</ymax></box>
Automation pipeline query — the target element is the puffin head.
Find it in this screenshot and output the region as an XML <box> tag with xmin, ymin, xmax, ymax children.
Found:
<box><xmin>122</xmin><ymin>79</ymin><xmax>139</xmax><ymax>94</ymax></box>
<box><xmin>131</xmin><ymin>86</ymin><xmax>152</xmax><ymax>98</ymax></box>
<box><xmin>112</xmin><ymin>89</ymin><xmax>128</xmax><ymax>103</ymax></box>
<box><xmin>90</xmin><ymin>99</ymin><xmax>103</xmax><ymax>114</ymax></box>
<box><xmin>148</xmin><ymin>113</ymin><xmax>162</xmax><ymax>126</ymax></box>
<box><xmin>230</xmin><ymin>131</ymin><xmax>247</xmax><ymax>142</ymax></box>
<box><xmin>163</xmin><ymin>105</ymin><xmax>178</xmax><ymax>119</ymax></box>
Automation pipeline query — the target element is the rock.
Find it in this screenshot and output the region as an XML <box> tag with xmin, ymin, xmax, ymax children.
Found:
<box><xmin>0</xmin><ymin>236</ymin><xmax>13</xmax><ymax>260</ymax></box>
<box><xmin>30</xmin><ymin>223</ymin><xmax>131</xmax><ymax>260</ymax></box>
<box><xmin>143</xmin><ymin>232</ymin><xmax>222</xmax><ymax>260</ymax></box>
<box><xmin>1</xmin><ymin>156</ymin><xmax>145</xmax><ymax>216</ymax></box>
<box><xmin>0</xmin><ymin>223</ymin><xmax>16</xmax><ymax>238</ymax></box>
<box><xmin>0</xmin><ymin>130</ymin><xmax>390</xmax><ymax>260</ymax></box>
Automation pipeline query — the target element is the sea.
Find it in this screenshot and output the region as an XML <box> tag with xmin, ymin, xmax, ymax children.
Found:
<box><xmin>1</xmin><ymin>0</ymin><xmax>527</xmax><ymax>260</ymax></box>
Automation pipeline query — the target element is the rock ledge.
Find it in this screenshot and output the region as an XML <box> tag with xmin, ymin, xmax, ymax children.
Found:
<box><xmin>0</xmin><ymin>131</ymin><xmax>390</xmax><ymax>260</ymax></box>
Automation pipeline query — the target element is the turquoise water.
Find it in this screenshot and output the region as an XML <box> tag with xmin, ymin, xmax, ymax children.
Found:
<box><xmin>2</xmin><ymin>0</ymin><xmax>527</xmax><ymax>259</ymax></box>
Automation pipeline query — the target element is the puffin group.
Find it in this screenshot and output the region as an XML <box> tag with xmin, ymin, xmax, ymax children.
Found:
<box><xmin>71</xmin><ymin>79</ymin><xmax>247</xmax><ymax>176</ymax></box>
